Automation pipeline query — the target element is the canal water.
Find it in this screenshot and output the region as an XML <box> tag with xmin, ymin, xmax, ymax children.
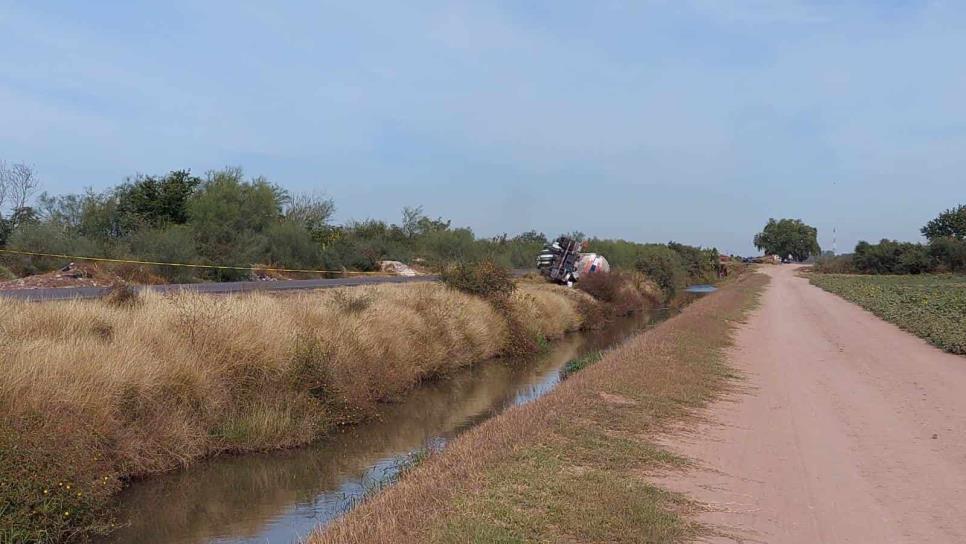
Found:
<box><xmin>99</xmin><ymin>309</ymin><xmax>672</xmax><ymax>544</ymax></box>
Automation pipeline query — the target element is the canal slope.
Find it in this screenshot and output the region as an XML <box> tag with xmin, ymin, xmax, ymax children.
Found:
<box><xmin>312</xmin><ymin>272</ymin><xmax>768</xmax><ymax>543</ymax></box>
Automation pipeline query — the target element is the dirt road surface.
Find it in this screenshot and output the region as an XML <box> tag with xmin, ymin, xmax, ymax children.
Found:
<box><xmin>659</xmin><ymin>265</ymin><xmax>966</xmax><ymax>543</ymax></box>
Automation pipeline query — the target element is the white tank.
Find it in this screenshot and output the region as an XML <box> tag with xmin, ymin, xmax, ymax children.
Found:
<box><xmin>576</xmin><ymin>253</ymin><xmax>610</xmax><ymax>278</ymax></box>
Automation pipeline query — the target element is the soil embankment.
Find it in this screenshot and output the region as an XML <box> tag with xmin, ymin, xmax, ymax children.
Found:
<box><xmin>656</xmin><ymin>265</ymin><xmax>966</xmax><ymax>543</ymax></box>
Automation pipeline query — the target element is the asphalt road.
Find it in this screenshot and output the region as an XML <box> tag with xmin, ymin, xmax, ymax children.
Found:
<box><xmin>0</xmin><ymin>269</ymin><xmax>536</xmax><ymax>302</ymax></box>
<box><xmin>0</xmin><ymin>274</ymin><xmax>442</xmax><ymax>302</ymax></box>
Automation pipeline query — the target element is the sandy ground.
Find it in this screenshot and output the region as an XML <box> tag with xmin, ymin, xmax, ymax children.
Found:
<box><xmin>658</xmin><ymin>265</ymin><xmax>966</xmax><ymax>543</ymax></box>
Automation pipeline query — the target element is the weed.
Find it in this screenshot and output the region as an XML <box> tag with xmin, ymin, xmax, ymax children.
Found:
<box><xmin>103</xmin><ymin>284</ymin><xmax>142</xmax><ymax>308</ymax></box>
<box><xmin>561</xmin><ymin>350</ymin><xmax>603</xmax><ymax>378</ymax></box>
<box><xmin>329</xmin><ymin>290</ymin><xmax>373</xmax><ymax>314</ymax></box>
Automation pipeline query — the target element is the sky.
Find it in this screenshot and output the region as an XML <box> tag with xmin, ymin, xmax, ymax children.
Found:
<box><xmin>1</xmin><ymin>1</ymin><xmax>964</xmax><ymax>255</ymax></box>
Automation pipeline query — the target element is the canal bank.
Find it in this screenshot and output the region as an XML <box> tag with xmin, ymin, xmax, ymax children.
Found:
<box><xmin>98</xmin><ymin>310</ymin><xmax>669</xmax><ymax>544</ymax></box>
<box><xmin>313</xmin><ymin>272</ymin><xmax>767</xmax><ymax>544</ymax></box>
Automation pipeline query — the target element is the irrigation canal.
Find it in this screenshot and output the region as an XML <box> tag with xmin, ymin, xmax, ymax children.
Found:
<box><xmin>97</xmin><ymin>308</ymin><xmax>680</xmax><ymax>544</ymax></box>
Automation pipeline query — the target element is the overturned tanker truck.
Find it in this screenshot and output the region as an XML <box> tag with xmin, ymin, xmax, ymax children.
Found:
<box><xmin>536</xmin><ymin>236</ymin><xmax>610</xmax><ymax>286</ymax></box>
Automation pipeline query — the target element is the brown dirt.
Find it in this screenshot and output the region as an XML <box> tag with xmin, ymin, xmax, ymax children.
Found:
<box><xmin>656</xmin><ymin>265</ymin><xmax>966</xmax><ymax>543</ymax></box>
<box><xmin>0</xmin><ymin>262</ymin><xmax>124</xmax><ymax>290</ymax></box>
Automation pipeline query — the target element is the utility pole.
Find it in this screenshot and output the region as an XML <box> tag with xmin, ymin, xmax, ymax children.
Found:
<box><xmin>832</xmin><ymin>180</ymin><xmax>837</xmax><ymax>256</ymax></box>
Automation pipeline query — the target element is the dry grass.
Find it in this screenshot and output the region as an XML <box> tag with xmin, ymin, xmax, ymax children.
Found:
<box><xmin>0</xmin><ymin>280</ymin><xmax>597</xmax><ymax>542</ymax></box>
<box><xmin>312</xmin><ymin>272</ymin><xmax>768</xmax><ymax>544</ymax></box>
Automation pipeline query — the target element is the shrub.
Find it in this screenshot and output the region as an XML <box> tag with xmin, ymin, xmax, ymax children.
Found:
<box><xmin>853</xmin><ymin>239</ymin><xmax>933</xmax><ymax>274</ymax></box>
<box><xmin>440</xmin><ymin>259</ymin><xmax>515</xmax><ymax>302</ymax></box>
<box><xmin>577</xmin><ymin>271</ymin><xmax>622</xmax><ymax>302</ymax></box>
<box><xmin>929</xmin><ymin>237</ymin><xmax>966</xmax><ymax>272</ymax></box>
<box><xmin>103</xmin><ymin>284</ymin><xmax>142</xmax><ymax>308</ymax></box>
<box><xmin>668</xmin><ymin>242</ymin><xmax>718</xmax><ymax>284</ymax></box>
<box><xmin>577</xmin><ymin>271</ymin><xmax>648</xmax><ymax>317</ymax></box>
<box><xmin>123</xmin><ymin>225</ymin><xmax>202</xmax><ymax>283</ymax></box>
<box><xmin>813</xmin><ymin>254</ymin><xmax>855</xmax><ymax>274</ymax></box>
<box><xmin>0</xmin><ymin>264</ymin><xmax>15</xmax><ymax>281</ymax></box>
<box><xmin>634</xmin><ymin>246</ymin><xmax>687</xmax><ymax>299</ymax></box>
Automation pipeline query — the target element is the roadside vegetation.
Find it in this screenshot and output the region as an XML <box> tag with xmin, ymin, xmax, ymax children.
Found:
<box><xmin>0</xmin><ymin>164</ymin><xmax>721</xmax><ymax>290</ymax></box>
<box><xmin>313</xmin><ymin>271</ymin><xmax>768</xmax><ymax>544</ymax></box>
<box><xmin>813</xmin><ymin>205</ymin><xmax>966</xmax><ymax>275</ymax></box>
<box><xmin>809</xmin><ymin>274</ymin><xmax>966</xmax><ymax>355</ymax></box>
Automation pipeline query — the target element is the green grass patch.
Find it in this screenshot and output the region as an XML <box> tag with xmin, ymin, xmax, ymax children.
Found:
<box><xmin>809</xmin><ymin>274</ymin><xmax>966</xmax><ymax>355</ymax></box>
<box><xmin>561</xmin><ymin>350</ymin><xmax>603</xmax><ymax>378</ymax></box>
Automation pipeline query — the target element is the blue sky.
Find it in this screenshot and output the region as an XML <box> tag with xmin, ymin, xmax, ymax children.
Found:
<box><xmin>1</xmin><ymin>1</ymin><xmax>963</xmax><ymax>255</ymax></box>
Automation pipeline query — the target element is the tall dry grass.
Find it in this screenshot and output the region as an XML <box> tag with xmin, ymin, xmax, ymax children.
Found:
<box><xmin>312</xmin><ymin>272</ymin><xmax>768</xmax><ymax>544</ymax></box>
<box><xmin>0</xmin><ymin>280</ymin><xmax>595</xmax><ymax>541</ymax></box>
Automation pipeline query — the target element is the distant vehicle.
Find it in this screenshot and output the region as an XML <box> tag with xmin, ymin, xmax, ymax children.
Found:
<box><xmin>536</xmin><ymin>237</ymin><xmax>609</xmax><ymax>286</ymax></box>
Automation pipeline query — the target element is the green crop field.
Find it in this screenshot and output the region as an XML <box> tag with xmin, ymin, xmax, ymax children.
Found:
<box><xmin>809</xmin><ymin>274</ymin><xmax>966</xmax><ymax>355</ymax></box>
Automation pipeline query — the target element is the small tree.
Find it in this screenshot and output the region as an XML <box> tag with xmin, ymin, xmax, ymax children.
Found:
<box><xmin>754</xmin><ymin>218</ymin><xmax>820</xmax><ymax>261</ymax></box>
<box><xmin>921</xmin><ymin>204</ymin><xmax>966</xmax><ymax>241</ymax></box>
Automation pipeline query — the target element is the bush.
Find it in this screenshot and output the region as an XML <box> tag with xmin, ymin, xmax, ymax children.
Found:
<box><xmin>103</xmin><ymin>284</ymin><xmax>142</xmax><ymax>308</ymax></box>
<box><xmin>929</xmin><ymin>237</ymin><xmax>966</xmax><ymax>272</ymax></box>
<box><xmin>440</xmin><ymin>259</ymin><xmax>515</xmax><ymax>302</ymax></box>
<box><xmin>123</xmin><ymin>225</ymin><xmax>201</xmax><ymax>283</ymax></box>
<box><xmin>634</xmin><ymin>246</ymin><xmax>687</xmax><ymax>298</ymax></box>
<box><xmin>577</xmin><ymin>271</ymin><xmax>648</xmax><ymax>317</ymax></box>
<box><xmin>0</xmin><ymin>264</ymin><xmax>15</xmax><ymax>281</ymax></box>
<box><xmin>813</xmin><ymin>254</ymin><xmax>854</xmax><ymax>274</ymax></box>
<box><xmin>5</xmin><ymin>223</ymin><xmax>104</xmax><ymax>276</ymax></box>
<box><xmin>853</xmin><ymin>239</ymin><xmax>934</xmax><ymax>274</ymax></box>
<box><xmin>668</xmin><ymin>242</ymin><xmax>718</xmax><ymax>284</ymax></box>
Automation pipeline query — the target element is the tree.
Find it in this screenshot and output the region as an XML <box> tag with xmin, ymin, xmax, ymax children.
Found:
<box><xmin>514</xmin><ymin>230</ymin><xmax>548</xmax><ymax>245</ymax></box>
<box><xmin>921</xmin><ymin>204</ymin><xmax>966</xmax><ymax>241</ymax></box>
<box><xmin>113</xmin><ymin>170</ymin><xmax>202</xmax><ymax>233</ymax></box>
<box><xmin>754</xmin><ymin>218</ymin><xmax>820</xmax><ymax>262</ymax></box>
<box><xmin>187</xmin><ymin>168</ymin><xmax>286</xmax><ymax>271</ymax></box>
<box><xmin>1</xmin><ymin>162</ymin><xmax>40</xmax><ymax>229</ymax></box>
<box><xmin>1</xmin><ymin>163</ymin><xmax>40</xmax><ymax>216</ymax></box>
<box><xmin>285</xmin><ymin>192</ymin><xmax>336</xmax><ymax>242</ymax></box>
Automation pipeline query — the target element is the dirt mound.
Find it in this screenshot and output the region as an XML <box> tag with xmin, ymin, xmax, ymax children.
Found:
<box><xmin>0</xmin><ymin>262</ymin><xmax>123</xmax><ymax>290</ymax></box>
<box><xmin>378</xmin><ymin>260</ymin><xmax>420</xmax><ymax>276</ymax></box>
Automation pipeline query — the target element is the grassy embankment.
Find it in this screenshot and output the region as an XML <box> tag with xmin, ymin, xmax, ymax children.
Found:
<box><xmin>0</xmin><ymin>278</ymin><xmax>622</xmax><ymax>543</ymax></box>
<box><xmin>809</xmin><ymin>273</ymin><xmax>966</xmax><ymax>355</ymax></box>
<box><xmin>313</xmin><ymin>272</ymin><xmax>769</xmax><ymax>544</ymax></box>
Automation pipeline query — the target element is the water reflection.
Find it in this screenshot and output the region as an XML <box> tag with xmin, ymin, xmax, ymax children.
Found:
<box><xmin>101</xmin><ymin>311</ymin><xmax>664</xmax><ymax>544</ymax></box>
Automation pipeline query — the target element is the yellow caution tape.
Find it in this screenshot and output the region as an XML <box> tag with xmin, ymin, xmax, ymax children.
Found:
<box><xmin>0</xmin><ymin>248</ymin><xmax>391</xmax><ymax>275</ymax></box>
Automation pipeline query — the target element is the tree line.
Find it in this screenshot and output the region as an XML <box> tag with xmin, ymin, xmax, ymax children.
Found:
<box><xmin>816</xmin><ymin>205</ymin><xmax>966</xmax><ymax>274</ymax></box>
<box><xmin>0</xmin><ymin>164</ymin><xmax>720</xmax><ymax>290</ymax></box>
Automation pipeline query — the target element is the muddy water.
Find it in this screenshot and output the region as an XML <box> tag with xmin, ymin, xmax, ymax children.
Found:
<box><xmin>100</xmin><ymin>311</ymin><xmax>668</xmax><ymax>544</ymax></box>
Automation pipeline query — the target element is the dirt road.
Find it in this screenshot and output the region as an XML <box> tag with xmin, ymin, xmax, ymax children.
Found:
<box><xmin>660</xmin><ymin>265</ymin><xmax>966</xmax><ymax>543</ymax></box>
